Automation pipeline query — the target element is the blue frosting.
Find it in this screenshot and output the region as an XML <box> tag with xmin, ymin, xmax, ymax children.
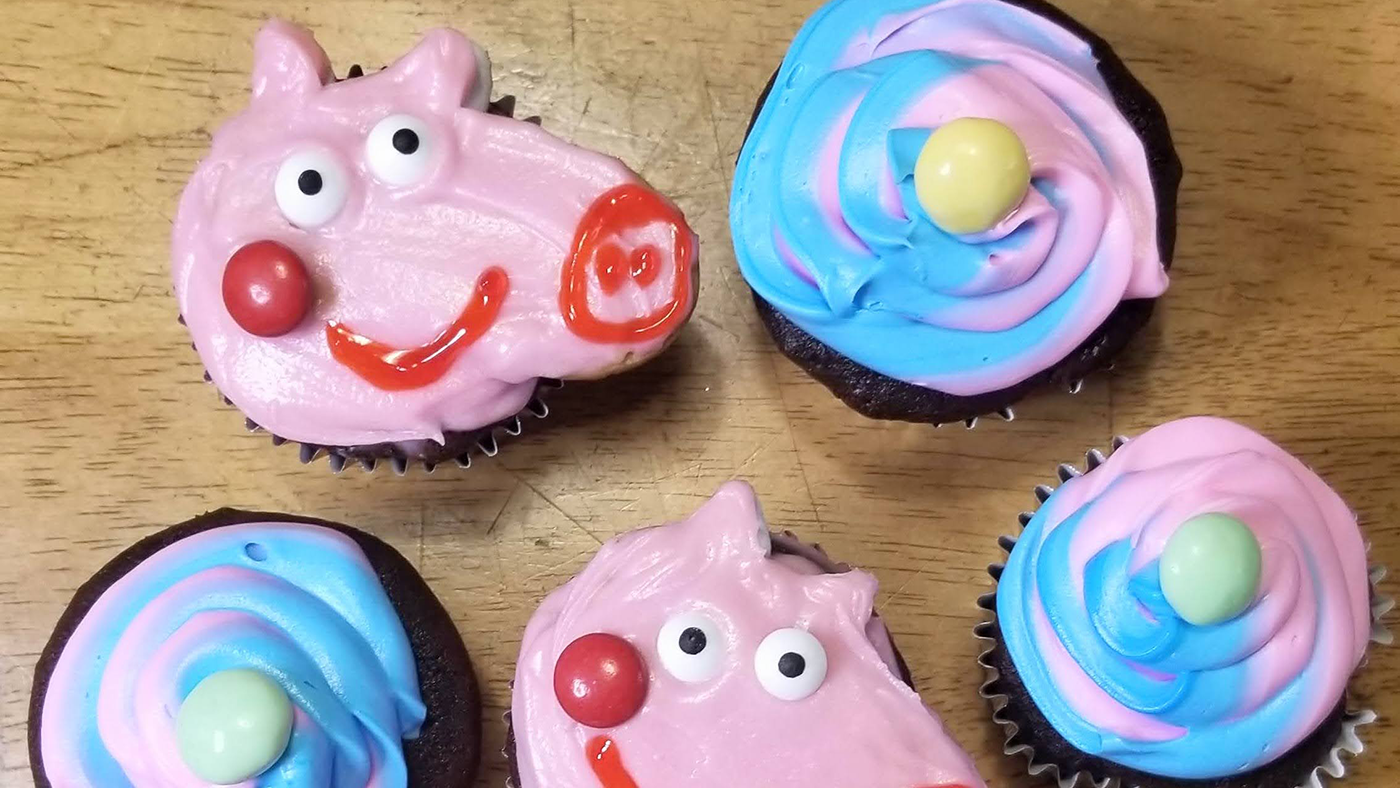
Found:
<box><xmin>730</xmin><ymin>0</ymin><xmax>1145</xmax><ymax>393</ymax></box>
<box><xmin>997</xmin><ymin>490</ymin><xmax>1327</xmax><ymax>779</ymax></box>
<box><xmin>55</xmin><ymin>523</ymin><xmax>425</xmax><ymax>787</ymax></box>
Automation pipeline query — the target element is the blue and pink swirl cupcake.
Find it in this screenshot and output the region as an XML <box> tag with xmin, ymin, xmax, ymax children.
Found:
<box><xmin>731</xmin><ymin>0</ymin><xmax>1180</xmax><ymax>423</ymax></box>
<box><xmin>28</xmin><ymin>511</ymin><xmax>479</xmax><ymax>788</ymax></box>
<box><xmin>979</xmin><ymin>417</ymin><xmax>1381</xmax><ymax>787</ymax></box>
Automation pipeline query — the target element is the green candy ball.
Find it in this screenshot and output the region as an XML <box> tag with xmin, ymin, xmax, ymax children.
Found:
<box><xmin>176</xmin><ymin>669</ymin><xmax>293</xmax><ymax>785</ymax></box>
<box><xmin>1159</xmin><ymin>512</ymin><xmax>1263</xmax><ymax>626</ymax></box>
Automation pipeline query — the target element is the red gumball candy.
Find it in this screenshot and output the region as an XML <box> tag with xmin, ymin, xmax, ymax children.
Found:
<box><xmin>553</xmin><ymin>633</ymin><xmax>649</xmax><ymax>728</ymax></box>
<box><xmin>222</xmin><ymin>240</ymin><xmax>312</xmax><ymax>337</ymax></box>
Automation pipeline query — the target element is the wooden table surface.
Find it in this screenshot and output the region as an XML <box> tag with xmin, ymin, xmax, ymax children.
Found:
<box><xmin>3</xmin><ymin>0</ymin><xmax>1398</xmax><ymax>785</ymax></box>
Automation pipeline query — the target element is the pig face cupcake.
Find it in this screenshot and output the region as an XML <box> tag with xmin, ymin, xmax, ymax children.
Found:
<box><xmin>509</xmin><ymin>481</ymin><xmax>986</xmax><ymax>787</ymax></box>
<box><xmin>173</xmin><ymin>21</ymin><xmax>699</xmax><ymax>470</ymax></box>
<box><xmin>979</xmin><ymin>417</ymin><xmax>1382</xmax><ymax>787</ymax></box>
<box><xmin>29</xmin><ymin>510</ymin><xmax>480</xmax><ymax>788</ymax></box>
<box><xmin>731</xmin><ymin>0</ymin><xmax>1180</xmax><ymax>424</ymax></box>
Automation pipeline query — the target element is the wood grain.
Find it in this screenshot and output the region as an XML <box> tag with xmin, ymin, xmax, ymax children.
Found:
<box><xmin>2</xmin><ymin>0</ymin><xmax>1397</xmax><ymax>785</ymax></box>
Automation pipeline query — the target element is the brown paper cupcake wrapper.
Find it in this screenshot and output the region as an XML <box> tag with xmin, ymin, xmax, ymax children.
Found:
<box><xmin>973</xmin><ymin>435</ymin><xmax>1389</xmax><ymax>788</ymax></box>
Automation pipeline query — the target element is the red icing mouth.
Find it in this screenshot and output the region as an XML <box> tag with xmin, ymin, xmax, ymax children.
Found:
<box><xmin>582</xmin><ymin>734</ymin><xmax>974</xmax><ymax>788</ymax></box>
<box><xmin>325</xmin><ymin>267</ymin><xmax>508</xmax><ymax>391</ymax></box>
<box><xmin>586</xmin><ymin>736</ymin><xmax>638</xmax><ymax>788</ymax></box>
<box><xmin>560</xmin><ymin>183</ymin><xmax>696</xmax><ymax>343</ymax></box>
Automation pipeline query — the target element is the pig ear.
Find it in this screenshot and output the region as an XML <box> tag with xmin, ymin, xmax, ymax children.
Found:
<box><xmin>384</xmin><ymin>29</ymin><xmax>493</xmax><ymax>112</ymax></box>
<box><xmin>251</xmin><ymin>20</ymin><xmax>333</xmax><ymax>100</ymax></box>
<box><xmin>806</xmin><ymin>570</ymin><xmax>878</xmax><ymax>625</ymax></box>
<box><xmin>683</xmin><ymin>481</ymin><xmax>773</xmax><ymax>560</ymax></box>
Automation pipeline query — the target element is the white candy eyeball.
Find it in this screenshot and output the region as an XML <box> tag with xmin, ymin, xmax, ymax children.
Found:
<box><xmin>656</xmin><ymin>612</ymin><xmax>725</xmax><ymax>683</ymax></box>
<box><xmin>754</xmin><ymin>627</ymin><xmax>827</xmax><ymax>701</ymax></box>
<box><xmin>274</xmin><ymin>149</ymin><xmax>349</xmax><ymax>229</ymax></box>
<box><xmin>365</xmin><ymin>114</ymin><xmax>435</xmax><ymax>186</ymax></box>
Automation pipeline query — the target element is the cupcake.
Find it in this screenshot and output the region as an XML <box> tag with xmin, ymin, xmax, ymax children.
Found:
<box><xmin>730</xmin><ymin>0</ymin><xmax>1180</xmax><ymax>424</ymax></box>
<box><xmin>29</xmin><ymin>510</ymin><xmax>480</xmax><ymax>788</ymax></box>
<box><xmin>508</xmin><ymin>481</ymin><xmax>986</xmax><ymax>787</ymax></box>
<box><xmin>173</xmin><ymin>21</ymin><xmax>699</xmax><ymax>471</ymax></box>
<box><xmin>977</xmin><ymin>417</ymin><xmax>1382</xmax><ymax>787</ymax></box>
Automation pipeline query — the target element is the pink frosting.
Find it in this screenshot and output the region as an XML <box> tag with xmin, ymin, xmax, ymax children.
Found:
<box><xmin>1023</xmin><ymin>417</ymin><xmax>1368</xmax><ymax>750</ymax></box>
<box><xmin>511</xmin><ymin>481</ymin><xmax>986</xmax><ymax>787</ymax></box>
<box><xmin>172</xmin><ymin>21</ymin><xmax>696</xmax><ymax>446</ymax></box>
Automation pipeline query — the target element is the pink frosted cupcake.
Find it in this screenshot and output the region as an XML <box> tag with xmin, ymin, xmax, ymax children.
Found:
<box><xmin>173</xmin><ymin>21</ymin><xmax>698</xmax><ymax>471</ymax></box>
<box><xmin>508</xmin><ymin>481</ymin><xmax>986</xmax><ymax>787</ymax></box>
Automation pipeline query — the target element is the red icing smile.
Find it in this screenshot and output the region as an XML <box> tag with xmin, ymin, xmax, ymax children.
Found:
<box><xmin>325</xmin><ymin>267</ymin><xmax>508</xmax><ymax>391</ymax></box>
<box><xmin>582</xmin><ymin>734</ymin><xmax>973</xmax><ymax>788</ymax></box>
<box><xmin>586</xmin><ymin>736</ymin><xmax>638</xmax><ymax>788</ymax></box>
<box><xmin>325</xmin><ymin>184</ymin><xmax>691</xmax><ymax>392</ymax></box>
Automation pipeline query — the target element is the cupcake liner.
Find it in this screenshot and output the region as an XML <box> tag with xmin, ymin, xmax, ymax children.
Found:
<box><xmin>189</xmin><ymin>318</ymin><xmax>560</xmax><ymax>474</ymax></box>
<box><xmin>973</xmin><ymin>436</ymin><xmax>1387</xmax><ymax>788</ymax></box>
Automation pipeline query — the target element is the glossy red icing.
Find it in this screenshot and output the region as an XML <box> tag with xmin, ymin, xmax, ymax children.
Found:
<box><xmin>325</xmin><ymin>267</ymin><xmax>508</xmax><ymax>391</ymax></box>
<box><xmin>585</xmin><ymin>736</ymin><xmax>639</xmax><ymax>788</ymax></box>
<box><xmin>560</xmin><ymin>184</ymin><xmax>694</xmax><ymax>343</ymax></box>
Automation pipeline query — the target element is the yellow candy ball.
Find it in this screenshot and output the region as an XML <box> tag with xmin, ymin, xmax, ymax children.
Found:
<box><xmin>913</xmin><ymin>117</ymin><xmax>1031</xmax><ymax>236</ymax></box>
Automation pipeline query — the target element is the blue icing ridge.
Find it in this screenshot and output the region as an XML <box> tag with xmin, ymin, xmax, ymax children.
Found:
<box><xmin>731</xmin><ymin>0</ymin><xmax>1164</xmax><ymax>396</ymax></box>
<box><xmin>996</xmin><ymin>485</ymin><xmax>1323</xmax><ymax>778</ymax></box>
<box><xmin>51</xmin><ymin>522</ymin><xmax>425</xmax><ymax>788</ymax></box>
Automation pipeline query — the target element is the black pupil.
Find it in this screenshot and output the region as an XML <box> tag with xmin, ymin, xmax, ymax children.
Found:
<box><xmin>297</xmin><ymin>169</ymin><xmax>323</xmax><ymax>196</ymax></box>
<box><xmin>778</xmin><ymin>652</ymin><xmax>806</xmax><ymax>678</ymax></box>
<box><xmin>392</xmin><ymin>128</ymin><xmax>420</xmax><ymax>155</ymax></box>
<box><xmin>678</xmin><ymin>627</ymin><xmax>707</xmax><ymax>655</ymax></box>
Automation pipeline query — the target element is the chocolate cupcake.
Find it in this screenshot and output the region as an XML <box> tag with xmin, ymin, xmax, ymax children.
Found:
<box><xmin>29</xmin><ymin>510</ymin><xmax>480</xmax><ymax>788</ymax></box>
<box><xmin>507</xmin><ymin>481</ymin><xmax>986</xmax><ymax>787</ymax></box>
<box><xmin>730</xmin><ymin>0</ymin><xmax>1180</xmax><ymax>424</ymax></box>
<box><xmin>976</xmin><ymin>417</ymin><xmax>1384</xmax><ymax>787</ymax></box>
<box><xmin>173</xmin><ymin>20</ymin><xmax>699</xmax><ymax>471</ymax></box>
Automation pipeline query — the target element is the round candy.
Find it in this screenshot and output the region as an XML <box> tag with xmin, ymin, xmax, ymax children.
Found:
<box><xmin>221</xmin><ymin>240</ymin><xmax>313</xmax><ymax>337</ymax></box>
<box><xmin>1159</xmin><ymin>512</ymin><xmax>1263</xmax><ymax>626</ymax></box>
<box><xmin>176</xmin><ymin>668</ymin><xmax>294</xmax><ymax>784</ymax></box>
<box><xmin>913</xmin><ymin>117</ymin><xmax>1031</xmax><ymax>235</ymax></box>
<box><xmin>553</xmin><ymin>632</ymin><xmax>649</xmax><ymax>728</ymax></box>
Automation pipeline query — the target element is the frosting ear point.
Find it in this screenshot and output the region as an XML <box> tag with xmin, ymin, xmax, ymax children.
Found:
<box><xmin>251</xmin><ymin>20</ymin><xmax>332</xmax><ymax>99</ymax></box>
<box><xmin>810</xmin><ymin>569</ymin><xmax>879</xmax><ymax>624</ymax></box>
<box><xmin>689</xmin><ymin>480</ymin><xmax>771</xmax><ymax>557</ymax></box>
<box><xmin>388</xmin><ymin>28</ymin><xmax>492</xmax><ymax>112</ymax></box>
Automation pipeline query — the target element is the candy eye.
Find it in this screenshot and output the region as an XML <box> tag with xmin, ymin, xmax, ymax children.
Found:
<box><xmin>754</xmin><ymin>627</ymin><xmax>827</xmax><ymax>701</ymax></box>
<box><xmin>366</xmin><ymin>114</ymin><xmax>435</xmax><ymax>186</ymax></box>
<box><xmin>274</xmin><ymin>150</ymin><xmax>349</xmax><ymax>229</ymax></box>
<box><xmin>656</xmin><ymin>612</ymin><xmax>725</xmax><ymax>683</ymax></box>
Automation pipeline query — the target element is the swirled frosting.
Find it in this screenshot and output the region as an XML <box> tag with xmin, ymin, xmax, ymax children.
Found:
<box><xmin>174</xmin><ymin>22</ymin><xmax>696</xmax><ymax>447</ymax></box>
<box><xmin>512</xmin><ymin>481</ymin><xmax>986</xmax><ymax>787</ymax></box>
<box><xmin>731</xmin><ymin>0</ymin><xmax>1169</xmax><ymax>396</ymax></box>
<box><xmin>996</xmin><ymin>417</ymin><xmax>1370</xmax><ymax>778</ymax></box>
<box><xmin>39</xmin><ymin>521</ymin><xmax>425</xmax><ymax>787</ymax></box>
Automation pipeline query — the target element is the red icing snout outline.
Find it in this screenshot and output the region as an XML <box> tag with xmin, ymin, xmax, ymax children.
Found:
<box><xmin>325</xmin><ymin>267</ymin><xmax>508</xmax><ymax>391</ymax></box>
<box><xmin>560</xmin><ymin>183</ymin><xmax>695</xmax><ymax>343</ymax></box>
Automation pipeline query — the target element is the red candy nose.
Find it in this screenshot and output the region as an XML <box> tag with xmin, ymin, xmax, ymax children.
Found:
<box><xmin>553</xmin><ymin>633</ymin><xmax>649</xmax><ymax>728</ymax></box>
<box><xmin>222</xmin><ymin>240</ymin><xmax>312</xmax><ymax>337</ymax></box>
